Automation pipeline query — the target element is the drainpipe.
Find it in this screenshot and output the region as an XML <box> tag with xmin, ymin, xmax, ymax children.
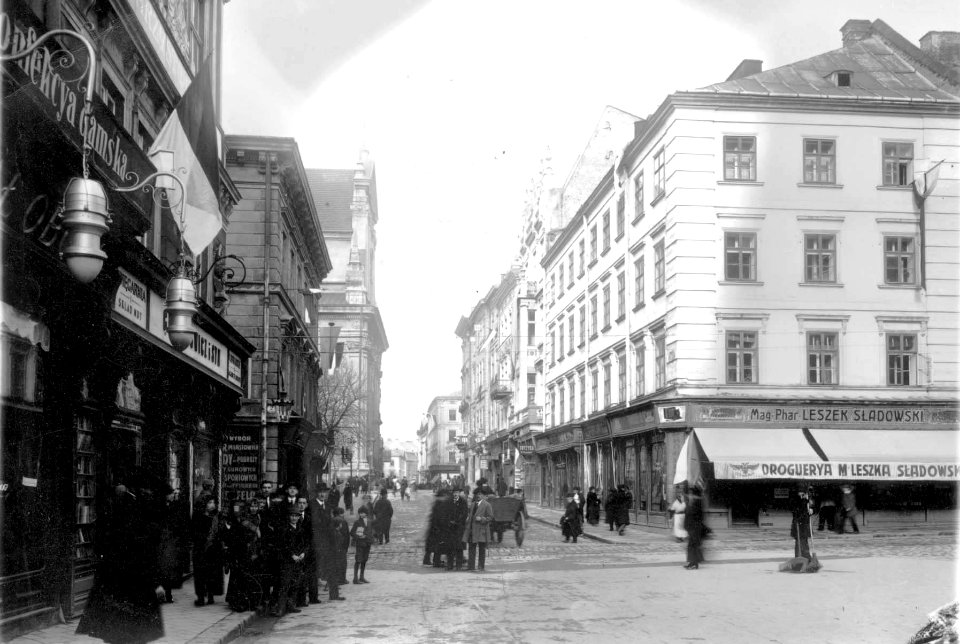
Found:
<box><xmin>260</xmin><ymin>153</ymin><xmax>273</xmax><ymax>483</ymax></box>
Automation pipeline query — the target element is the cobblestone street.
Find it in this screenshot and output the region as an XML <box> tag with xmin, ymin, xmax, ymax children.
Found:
<box><xmin>235</xmin><ymin>492</ymin><xmax>957</xmax><ymax>644</ymax></box>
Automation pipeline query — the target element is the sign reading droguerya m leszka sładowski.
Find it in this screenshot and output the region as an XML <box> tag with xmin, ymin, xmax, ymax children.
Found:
<box><xmin>713</xmin><ymin>461</ymin><xmax>960</xmax><ymax>481</ymax></box>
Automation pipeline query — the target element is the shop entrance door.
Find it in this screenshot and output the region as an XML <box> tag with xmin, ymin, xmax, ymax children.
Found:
<box><xmin>730</xmin><ymin>482</ymin><xmax>765</xmax><ymax>526</ymax></box>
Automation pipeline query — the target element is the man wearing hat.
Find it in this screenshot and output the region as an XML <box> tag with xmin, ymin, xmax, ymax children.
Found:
<box><xmin>790</xmin><ymin>486</ymin><xmax>815</xmax><ymax>560</ymax></box>
<box><xmin>373</xmin><ymin>487</ymin><xmax>395</xmax><ymax>544</ymax></box>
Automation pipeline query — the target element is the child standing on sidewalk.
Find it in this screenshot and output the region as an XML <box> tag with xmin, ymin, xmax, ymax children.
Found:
<box><xmin>350</xmin><ymin>507</ymin><xmax>373</xmax><ymax>584</ymax></box>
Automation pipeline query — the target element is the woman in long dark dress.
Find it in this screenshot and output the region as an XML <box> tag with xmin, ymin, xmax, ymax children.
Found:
<box><xmin>561</xmin><ymin>493</ymin><xmax>583</xmax><ymax>543</ymax></box>
<box><xmin>225</xmin><ymin>499</ymin><xmax>262</xmax><ymax>611</ymax></box>
<box><xmin>192</xmin><ymin>497</ymin><xmax>225</xmax><ymax>606</ymax></box>
<box><xmin>76</xmin><ymin>481</ymin><xmax>164</xmax><ymax>644</ymax></box>
<box><xmin>585</xmin><ymin>487</ymin><xmax>601</xmax><ymax>526</ymax></box>
<box><xmin>683</xmin><ymin>486</ymin><xmax>705</xmax><ymax>569</ymax></box>
<box><xmin>157</xmin><ymin>487</ymin><xmax>188</xmax><ymax>603</ymax></box>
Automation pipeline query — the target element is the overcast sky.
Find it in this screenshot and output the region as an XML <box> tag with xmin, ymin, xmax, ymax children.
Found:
<box><xmin>221</xmin><ymin>0</ymin><xmax>959</xmax><ymax>442</ymax></box>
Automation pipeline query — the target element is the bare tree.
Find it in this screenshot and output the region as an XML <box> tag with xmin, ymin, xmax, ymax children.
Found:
<box><xmin>316</xmin><ymin>363</ymin><xmax>364</xmax><ymax>472</ymax></box>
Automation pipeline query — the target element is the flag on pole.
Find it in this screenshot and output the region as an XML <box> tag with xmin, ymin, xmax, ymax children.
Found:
<box><xmin>149</xmin><ymin>56</ymin><xmax>221</xmax><ymax>255</ymax></box>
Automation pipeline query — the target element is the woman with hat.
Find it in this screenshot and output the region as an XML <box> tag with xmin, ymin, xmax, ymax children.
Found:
<box><xmin>561</xmin><ymin>491</ymin><xmax>583</xmax><ymax>543</ymax></box>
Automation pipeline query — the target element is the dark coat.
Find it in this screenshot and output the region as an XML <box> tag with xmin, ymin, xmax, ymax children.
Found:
<box><xmin>604</xmin><ymin>489</ymin><xmax>618</xmax><ymax>524</ymax></box>
<box><xmin>585</xmin><ymin>491</ymin><xmax>601</xmax><ymax>523</ymax></box>
<box><xmin>158</xmin><ymin>499</ymin><xmax>188</xmax><ymax>588</ymax></box>
<box><xmin>342</xmin><ymin>485</ymin><xmax>354</xmax><ymax>510</ymax></box>
<box><xmin>684</xmin><ymin>494</ymin><xmax>705</xmax><ymax>547</ymax></box>
<box><xmin>561</xmin><ymin>500</ymin><xmax>583</xmax><ymax>538</ymax></box>
<box><xmin>309</xmin><ymin>499</ymin><xmax>337</xmax><ymax>581</ymax></box>
<box><xmin>615</xmin><ymin>489</ymin><xmax>633</xmax><ymax>525</ymax></box>
<box><xmin>430</xmin><ymin>497</ymin><xmax>456</xmax><ymax>549</ymax></box>
<box><xmin>373</xmin><ymin>497</ymin><xmax>394</xmax><ymax>534</ymax></box>
<box><xmin>327</xmin><ymin>487</ymin><xmax>341</xmax><ymax>510</ymax></box>
<box><xmin>76</xmin><ymin>491</ymin><xmax>163</xmax><ymax>644</ymax></box>
<box><xmin>191</xmin><ymin>508</ymin><xmax>225</xmax><ymax>596</ymax></box>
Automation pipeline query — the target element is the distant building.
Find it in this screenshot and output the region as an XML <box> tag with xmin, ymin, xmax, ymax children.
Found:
<box><xmin>306</xmin><ymin>153</ymin><xmax>389</xmax><ymax>479</ymax></box>
<box><xmin>419</xmin><ymin>393</ymin><xmax>464</xmax><ymax>483</ymax></box>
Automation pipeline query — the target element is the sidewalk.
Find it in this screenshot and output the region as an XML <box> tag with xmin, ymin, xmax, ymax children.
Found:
<box><xmin>8</xmin><ymin>578</ymin><xmax>256</xmax><ymax>644</ymax></box>
<box><xmin>524</xmin><ymin>503</ymin><xmax>957</xmax><ymax>546</ymax></box>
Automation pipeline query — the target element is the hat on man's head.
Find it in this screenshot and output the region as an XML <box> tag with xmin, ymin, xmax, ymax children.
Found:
<box><xmin>287</xmin><ymin>507</ymin><xmax>301</xmax><ymax>516</ymax></box>
<box><xmin>358</xmin><ymin>507</ymin><xmax>369</xmax><ymax>515</ymax></box>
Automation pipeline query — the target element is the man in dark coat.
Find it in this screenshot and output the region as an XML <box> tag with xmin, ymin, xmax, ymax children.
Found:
<box><xmin>614</xmin><ymin>484</ymin><xmax>633</xmax><ymax>535</ymax></box>
<box><xmin>310</xmin><ymin>486</ymin><xmax>343</xmax><ymax>601</ymax></box>
<box><xmin>76</xmin><ymin>479</ymin><xmax>164</xmax><ymax>644</ymax></box>
<box><xmin>791</xmin><ymin>486</ymin><xmax>815</xmax><ymax>560</ymax></box>
<box><xmin>373</xmin><ymin>488</ymin><xmax>394</xmax><ymax>544</ymax></box>
<box><xmin>561</xmin><ymin>492</ymin><xmax>583</xmax><ymax>543</ymax></box>
<box><xmin>683</xmin><ymin>486</ymin><xmax>705</xmax><ymax>569</ymax></box>
<box><xmin>450</xmin><ymin>488</ymin><xmax>469</xmax><ymax>570</ymax></box>
<box><xmin>271</xmin><ymin>508</ymin><xmax>307</xmax><ymax>617</ymax></box>
<box><xmin>342</xmin><ymin>482</ymin><xmax>354</xmax><ymax>515</ymax></box>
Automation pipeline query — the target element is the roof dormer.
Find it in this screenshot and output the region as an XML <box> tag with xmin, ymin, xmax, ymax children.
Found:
<box><xmin>828</xmin><ymin>70</ymin><xmax>854</xmax><ymax>87</ymax></box>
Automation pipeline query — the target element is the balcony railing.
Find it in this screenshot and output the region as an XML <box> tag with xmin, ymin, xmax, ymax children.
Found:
<box><xmin>490</xmin><ymin>378</ymin><xmax>512</xmax><ymax>400</ymax></box>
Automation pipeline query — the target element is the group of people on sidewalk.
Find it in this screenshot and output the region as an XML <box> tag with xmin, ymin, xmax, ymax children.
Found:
<box><xmin>558</xmin><ymin>484</ymin><xmax>634</xmax><ymax>543</ymax></box>
<box><xmin>75</xmin><ymin>475</ymin><xmax>396</xmax><ymax>644</ymax></box>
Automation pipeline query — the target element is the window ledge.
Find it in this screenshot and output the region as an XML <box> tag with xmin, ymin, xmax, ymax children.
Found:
<box><xmin>652</xmin><ymin>289</ymin><xmax>665</xmax><ymax>300</ymax></box>
<box><xmin>717</xmin><ymin>180</ymin><xmax>764</xmax><ymax>186</ymax></box>
<box><xmin>578</xmin><ymin>341</ymin><xmax>586</xmax><ymax>348</ymax></box>
<box><xmin>650</xmin><ymin>193</ymin><xmax>665</xmax><ymax>207</ymax></box>
<box><xmin>601</xmin><ymin>325</ymin><xmax>612</xmax><ymax>333</ymax></box>
<box><xmin>719</xmin><ymin>280</ymin><xmax>765</xmax><ymax>286</ymax></box>
<box><xmin>590</xmin><ymin>333</ymin><xmax>599</xmax><ymax>340</ymax></box>
<box><xmin>797</xmin><ymin>182</ymin><xmax>843</xmax><ymax>189</ymax></box>
<box><xmin>876</xmin><ymin>185</ymin><xmax>912</xmax><ymax>191</ymax></box>
<box><xmin>568</xmin><ymin>282</ymin><xmax>574</xmax><ymax>289</ymax></box>
<box><xmin>632</xmin><ymin>213</ymin><xmax>645</xmax><ymax>225</ymax></box>
<box><xmin>601</xmin><ymin>247</ymin><xmax>611</xmax><ymax>257</ymax></box>
<box><xmin>615</xmin><ymin>233</ymin><xmax>625</xmax><ymax>242</ymax></box>
<box><xmin>633</xmin><ymin>303</ymin><xmax>645</xmax><ymax>312</ymax></box>
<box><xmin>578</xmin><ymin>271</ymin><xmax>585</xmax><ymax>279</ymax></box>
<box><xmin>799</xmin><ymin>282</ymin><xmax>844</xmax><ymax>288</ymax></box>
<box><xmin>588</xmin><ymin>259</ymin><xmax>598</xmax><ymax>268</ymax></box>
<box><xmin>877</xmin><ymin>283</ymin><xmax>920</xmax><ymax>290</ymax></box>
<box><xmin>615</xmin><ymin>315</ymin><xmax>626</xmax><ymax>323</ymax></box>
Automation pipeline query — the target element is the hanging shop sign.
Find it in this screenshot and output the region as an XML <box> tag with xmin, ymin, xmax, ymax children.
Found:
<box><xmin>517</xmin><ymin>443</ymin><xmax>534</xmax><ymax>455</ymax></box>
<box><xmin>222</xmin><ymin>426</ymin><xmax>260</xmax><ymax>501</ymax></box>
<box><xmin>696</xmin><ymin>404</ymin><xmax>958</xmax><ymax>427</ymax></box>
<box><xmin>713</xmin><ymin>460</ymin><xmax>960</xmax><ymax>481</ymax></box>
<box><xmin>1</xmin><ymin>2</ymin><xmax>154</xmax><ymax>217</ymax></box>
<box><xmin>227</xmin><ymin>352</ymin><xmax>243</xmax><ymax>388</ymax></box>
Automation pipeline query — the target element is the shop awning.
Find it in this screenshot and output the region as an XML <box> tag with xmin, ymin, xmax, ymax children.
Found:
<box><xmin>675</xmin><ymin>427</ymin><xmax>959</xmax><ymax>483</ymax></box>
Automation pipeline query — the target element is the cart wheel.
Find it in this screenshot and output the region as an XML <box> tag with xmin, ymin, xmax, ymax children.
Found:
<box><xmin>515</xmin><ymin>514</ymin><xmax>525</xmax><ymax>547</ymax></box>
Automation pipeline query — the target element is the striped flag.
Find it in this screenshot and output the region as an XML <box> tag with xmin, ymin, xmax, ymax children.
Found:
<box><xmin>149</xmin><ymin>56</ymin><xmax>221</xmax><ymax>255</ymax></box>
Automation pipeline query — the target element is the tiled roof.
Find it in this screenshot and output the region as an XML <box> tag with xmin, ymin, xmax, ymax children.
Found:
<box><xmin>305</xmin><ymin>168</ymin><xmax>355</xmax><ymax>232</ymax></box>
<box><xmin>700</xmin><ymin>21</ymin><xmax>960</xmax><ymax>103</ymax></box>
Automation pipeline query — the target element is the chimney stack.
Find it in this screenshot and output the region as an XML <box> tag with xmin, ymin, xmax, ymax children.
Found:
<box><xmin>726</xmin><ymin>59</ymin><xmax>763</xmax><ymax>81</ymax></box>
<box><xmin>920</xmin><ymin>31</ymin><xmax>960</xmax><ymax>72</ymax></box>
<box><xmin>840</xmin><ymin>19</ymin><xmax>872</xmax><ymax>47</ymax></box>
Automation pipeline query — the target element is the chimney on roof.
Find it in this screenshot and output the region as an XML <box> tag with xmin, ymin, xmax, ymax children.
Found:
<box><xmin>726</xmin><ymin>59</ymin><xmax>763</xmax><ymax>81</ymax></box>
<box><xmin>841</xmin><ymin>19</ymin><xmax>873</xmax><ymax>47</ymax></box>
<box><xmin>920</xmin><ymin>31</ymin><xmax>960</xmax><ymax>73</ymax></box>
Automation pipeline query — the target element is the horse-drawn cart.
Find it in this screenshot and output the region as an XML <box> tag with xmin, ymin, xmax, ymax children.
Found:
<box><xmin>486</xmin><ymin>496</ymin><xmax>528</xmax><ymax>547</ymax></box>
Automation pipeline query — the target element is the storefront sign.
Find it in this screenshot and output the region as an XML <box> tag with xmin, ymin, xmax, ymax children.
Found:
<box><xmin>697</xmin><ymin>404</ymin><xmax>958</xmax><ymax>427</ymax></box>
<box><xmin>714</xmin><ymin>460</ymin><xmax>960</xmax><ymax>481</ymax></box>
<box><xmin>222</xmin><ymin>427</ymin><xmax>260</xmax><ymax>501</ymax></box>
<box><xmin>227</xmin><ymin>352</ymin><xmax>243</xmax><ymax>388</ymax></box>
<box><xmin>182</xmin><ymin>327</ymin><xmax>225</xmax><ymax>374</ymax></box>
<box><xmin>1</xmin><ymin>4</ymin><xmax>153</xmax><ymax>212</ymax></box>
<box><xmin>610</xmin><ymin>408</ymin><xmax>657</xmax><ymax>435</ymax></box>
<box><xmin>582</xmin><ymin>420</ymin><xmax>611</xmax><ymax>441</ymax></box>
<box><xmin>114</xmin><ymin>269</ymin><xmax>148</xmax><ymax>329</ymax></box>
<box><xmin>480</xmin><ymin>458</ymin><xmax>488</xmax><ymax>470</ymax></box>
<box><xmin>517</xmin><ymin>443</ymin><xmax>534</xmax><ymax>455</ymax></box>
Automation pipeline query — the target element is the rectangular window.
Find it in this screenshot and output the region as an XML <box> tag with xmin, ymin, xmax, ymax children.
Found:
<box><xmin>549</xmin><ymin>274</ymin><xmax>556</xmax><ymax>304</ymax></box>
<box><xmin>603</xmin><ymin>361</ymin><xmax>612</xmax><ymax>408</ymax></box>
<box><xmin>617</xmin><ymin>272</ymin><xmax>625</xmax><ymax>319</ymax></box>
<box><xmin>567</xmin><ymin>316</ymin><xmax>575</xmax><ymax>354</ymax></box>
<box><xmin>887</xmin><ymin>333</ymin><xmax>917</xmax><ymax>386</ymax></box>
<box><xmin>448</xmin><ymin>429</ymin><xmax>457</xmax><ymax>441</ymax></box>
<box><xmin>726</xmin><ymin>331</ymin><xmax>757</xmax><ymax>384</ymax></box>
<box><xmin>882</xmin><ymin>142</ymin><xmax>913</xmax><ymax>186</ymax></box>
<box><xmin>602</xmin><ymin>211</ymin><xmax>610</xmax><ymax>252</ymax></box>
<box><xmin>578</xmin><ymin>372</ymin><xmax>586</xmax><ymax>418</ymax></box>
<box><xmin>616</xmin><ymin>193</ymin><xmax>625</xmax><ymax>238</ymax></box>
<box><xmin>634</xmin><ymin>171</ymin><xmax>644</xmax><ymax>219</ymax></box>
<box><xmin>527</xmin><ymin>310</ymin><xmax>536</xmax><ymax>347</ymax></box>
<box><xmin>803</xmin><ymin>139</ymin><xmax>836</xmax><ymax>184</ymax></box>
<box><xmin>558</xmin><ymin>266</ymin><xmax>565</xmax><ymax>296</ymax></box>
<box><xmin>100</xmin><ymin>74</ymin><xmax>126</xmax><ymax>126</ymax></box>
<box><xmin>589</xmin><ymin>295</ymin><xmax>598</xmax><ymax>337</ymax></box>
<box><xmin>550</xmin><ymin>389</ymin><xmax>556</xmax><ymax>426</ymax></box>
<box><xmin>568</xmin><ymin>252</ymin><xmax>575</xmax><ymax>285</ymax></box>
<box><xmin>617</xmin><ymin>351</ymin><xmax>627</xmax><ymax>403</ymax></box>
<box><xmin>723</xmin><ymin>136</ymin><xmax>757</xmax><ymax>181</ymax></box>
<box><xmin>654</xmin><ymin>334</ymin><xmax>666</xmax><ymax>389</ymax></box>
<box><xmin>884</xmin><ymin>236</ymin><xmax>916</xmax><ymax>284</ymax></box>
<box><xmin>557</xmin><ymin>317</ymin><xmax>565</xmax><ymax>358</ymax></box>
<box><xmin>807</xmin><ymin>332</ymin><xmax>838</xmax><ymax>385</ymax></box>
<box><xmin>804</xmin><ymin>234</ymin><xmax>837</xmax><ymax>283</ymax></box>
<box><xmin>527</xmin><ymin>373</ymin><xmax>536</xmax><ymax>406</ymax></box>
<box><xmin>448</xmin><ymin>409</ymin><xmax>457</xmax><ymax>421</ymax></box>
<box><xmin>634</xmin><ymin>342</ymin><xmax>645</xmax><ymax>397</ymax></box>
<box><xmin>634</xmin><ymin>256</ymin><xmax>645</xmax><ymax>305</ymax></box>
<box><xmin>568</xmin><ymin>379</ymin><xmax>576</xmax><ymax>419</ymax></box>
<box><xmin>578</xmin><ymin>306</ymin><xmax>586</xmax><ymax>346</ymax></box>
<box><xmin>590</xmin><ymin>368</ymin><xmax>599</xmax><ymax>413</ymax></box>
<box><xmin>725</xmin><ymin>232</ymin><xmax>757</xmax><ymax>281</ymax></box>
<box><xmin>602</xmin><ymin>285</ymin><xmax>611</xmax><ymax>328</ymax></box>
<box><xmin>558</xmin><ymin>388</ymin><xmax>565</xmax><ymax>424</ymax></box>
<box><xmin>590</xmin><ymin>226</ymin><xmax>598</xmax><ymax>262</ymax></box>
<box><xmin>654</xmin><ymin>241</ymin><xmax>665</xmax><ymax>293</ymax></box>
<box><xmin>653</xmin><ymin>148</ymin><xmax>665</xmax><ymax>198</ymax></box>
<box><xmin>578</xmin><ymin>240</ymin><xmax>585</xmax><ymax>276</ymax></box>
<box><xmin>550</xmin><ymin>329</ymin><xmax>556</xmax><ymax>365</ymax></box>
